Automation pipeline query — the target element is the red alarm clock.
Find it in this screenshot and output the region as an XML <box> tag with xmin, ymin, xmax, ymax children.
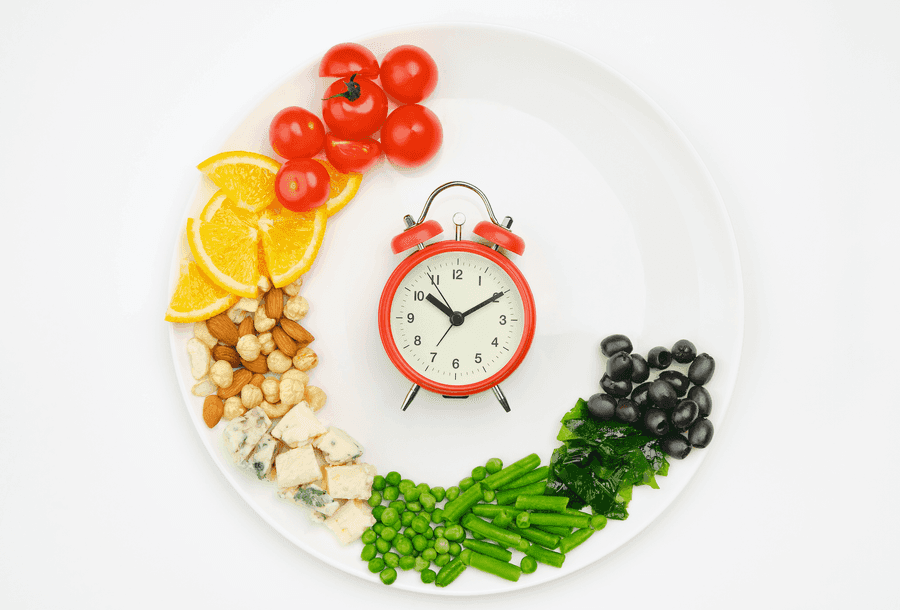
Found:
<box><xmin>378</xmin><ymin>182</ymin><xmax>536</xmax><ymax>412</ymax></box>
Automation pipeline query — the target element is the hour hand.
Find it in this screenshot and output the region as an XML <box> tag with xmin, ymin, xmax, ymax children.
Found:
<box><xmin>426</xmin><ymin>293</ymin><xmax>454</xmax><ymax>318</ymax></box>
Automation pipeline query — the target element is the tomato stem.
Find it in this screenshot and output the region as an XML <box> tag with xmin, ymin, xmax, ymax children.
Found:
<box><xmin>322</xmin><ymin>73</ymin><xmax>361</xmax><ymax>102</ymax></box>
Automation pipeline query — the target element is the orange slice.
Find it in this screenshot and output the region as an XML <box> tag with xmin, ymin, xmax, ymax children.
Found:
<box><xmin>258</xmin><ymin>205</ymin><xmax>328</xmax><ymax>287</ymax></box>
<box><xmin>187</xmin><ymin>208</ymin><xmax>261</xmax><ymax>298</ymax></box>
<box><xmin>314</xmin><ymin>158</ymin><xmax>362</xmax><ymax>217</ymax></box>
<box><xmin>200</xmin><ymin>189</ymin><xmax>259</xmax><ymax>226</ymax></box>
<box><xmin>197</xmin><ymin>151</ymin><xmax>281</xmax><ymax>213</ymax></box>
<box><xmin>165</xmin><ymin>260</ymin><xmax>239</xmax><ymax>323</ymax></box>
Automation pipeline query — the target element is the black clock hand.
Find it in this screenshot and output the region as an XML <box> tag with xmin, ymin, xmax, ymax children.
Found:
<box><xmin>436</xmin><ymin>323</ymin><xmax>453</xmax><ymax>347</ymax></box>
<box><xmin>461</xmin><ymin>291</ymin><xmax>506</xmax><ymax>318</ymax></box>
<box><xmin>426</xmin><ymin>293</ymin><xmax>454</xmax><ymax>318</ymax></box>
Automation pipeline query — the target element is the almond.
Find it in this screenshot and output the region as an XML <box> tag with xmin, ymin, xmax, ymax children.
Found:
<box><xmin>207</xmin><ymin>313</ymin><xmax>239</xmax><ymax>346</ymax></box>
<box><xmin>218</xmin><ymin>368</ymin><xmax>252</xmax><ymax>399</ymax></box>
<box><xmin>211</xmin><ymin>345</ymin><xmax>241</xmax><ymax>368</ymax></box>
<box><xmin>250</xmin><ymin>373</ymin><xmax>266</xmax><ymax>387</ymax></box>
<box><xmin>202</xmin><ymin>395</ymin><xmax>224</xmax><ymax>428</ymax></box>
<box><xmin>272</xmin><ymin>327</ymin><xmax>298</xmax><ymax>357</ymax></box>
<box><xmin>280</xmin><ymin>319</ymin><xmax>314</xmax><ymax>346</ymax></box>
<box><xmin>238</xmin><ymin>317</ymin><xmax>255</xmax><ymax>337</ymax></box>
<box><xmin>241</xmin><ymin>355</ymin><xmax>269</xmax><ymax>374</ymax></box>
<box><xmin>265</xmin><ymin>287</ymin><xmax>283</xmax><ymax>321</ymax></box>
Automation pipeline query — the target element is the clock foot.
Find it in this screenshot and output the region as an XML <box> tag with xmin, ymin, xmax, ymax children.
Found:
<box><xmin>492</xmin><ymin>385</ymin><xmax>511</xmax><ymax>412</ymax></box>
<box><xmin>401</xmin><ymin>383</ymin><xmax>421</xmax><ymax>411</ymax></box>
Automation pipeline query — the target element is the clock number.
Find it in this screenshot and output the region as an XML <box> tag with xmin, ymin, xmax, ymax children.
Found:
<box><xmin>414</xmin><ymin>335</ymin><xmax>421</xmax><ymax>345</ymax></box>
<box><xmin>407</xmin><ymin>313</ymin><xmax>415</xmax><ymax>323</ymax></box>
<box><xmin>452</xmin><ymin>358</ymin><xmax>460</xmax><ymax>369</ymax></box>
<box><xmin>499</xmin><ymin>315</ymin><xmax>507</xmax><ymax>325</ymax></box>
<box><xmin>430</xmin><ymin>352</ymin><xmax>437</xmax><ymax>362</ymax></box>
<box><xmin>478</xmin><ymin>276</ymin><xmax>482</xmax><ymax>286</ymax></box>
<box><xmin>413</xmin><ymin>290</ymin><xmax>425</xmax><ymax>301</ymax></box>
<box><xmin>453</xmin><ymin>269</ymin><xmax>463</xmax><ymax>280</ymax></box>
<box><xmin>475</xmin><ymin>353</ymin><xmax>482</xmax><ymax>363</ymax></box>
<box><xmin>491</xmin><ymin>337</ymin><xmax>498</xmax><ymax>347</ymax></box>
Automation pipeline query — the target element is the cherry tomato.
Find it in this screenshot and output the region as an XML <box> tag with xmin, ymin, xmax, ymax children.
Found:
<box><xmin>319</xmin><ymin>42</ymin><xmax>379</xmax><ymax>78</ymax></box>
<box><xmin>321</xmin><ymin>74</ymin><xmax>388</xmax><ymax>140</ymax></box>
<box><xmin>379</xmin><ymin>45</ymin><xmax>438</xmax><ymax>104</ymax></box>
<box><xmin>269</xmin><ymin>107</ymin><xmax>326</xmax><ymax>160</ymax></box>
<box><xmin>324</xmin><ymin>132</ymin><xmax>382</xmax><ymax>174</ymax></box>
<box><xmin>380</xmin><ymin>104</ymin><xmax>443</xmax><ymax>168</ymax></box>
<box><xmin>274</xmin><ymin>158</ymin><xmax>331</xmax><ymax>212</ymax></box>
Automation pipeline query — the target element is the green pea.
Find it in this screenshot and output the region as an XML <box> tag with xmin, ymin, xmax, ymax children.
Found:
<box><xmin>380</xmin><ymin>507</ymin><xmax>399</xmax><ymax>526</ymax></box>
<box><xmin>368</xmin><ymin>557</ymin><xmax>385</xmax><ymax>573</ymax></box>
<box><xmin>367</xmin><ymin>491</ymin><xmax>382</xmax><ymax>507</ymax></box>
<box><xmin>360</xmin><ymin>543</ymin><xmax>376</xmax><ymax>561</ymax></box>
<box><xmin>411</xmin><ymin>515</ymin><xmax>429</xmax><ymax>533</ymax></box>
<box><xmin>412</xmin><ymin>534</ymin><xmax>428</xmax><ymax>552</ymax></box>
<box><xmin>485</xmin><ymin>458</ymin><xmax>503</xmax><ymax>474</ymax></box>
<box><xmin>406</xmin><ymin>501</ymin><xmax>422</xmax><ymax>513</ymax></box>
<box><xmin>400</xmin><ymin>511</ymin><xmax>414</xmax><ymax>527</ymax></box>
<box><xmin>414</xmin><ymin>556</ymin><xmax>430</xmax><ymax>572</ymax></box>
<box><xmin>399</xmin><ymin>555</ymin><xmax>416</xmax><ymax>571</ymax></box>
<box><xmin>420</xmin><ymin>493</ymin><xmax>436</xmax><ymax>511</ymax></box>
<box><xmin>445</xmin><ymin>486</ymin><xmax>460</xmax><ymax>501</ymax></box>
<box><xmin>420</xmin><ymin>568</ymin><xmax>437</xmax><ymax>584</ymax></box>
<box><xmin>431</xmin><ymin>508</ymin><xmax>444</xmax><ymax>524</ymax></box>
<box><xmin>383</xmin><ymin>486</ymin><xmax>400</xmax><ymax>501</ymax></box>
<box><xmin>383</xmin><ymin>552</ymin><xmax>400</xmax><ymax>568</ymax></box>
<box><xmin>403</xmin><ymin>527</ymin><xmax>416</xmax><ymax>539</ymax></box>
<box><xmin>421</xmin><ymin>510</ymin><xmax>433</xmax><ymax>523</ymax></box>
<box><xmin>421</xmin><ymin>548</ymin><xmax>437</xmax><ymax>562</ymax></box>
<box><xmin>381</xmin><ymin>526</ymin><xmax>397</xmax><ymax>541</ymax></box>
<box><xmin>434</xmin><ymin>537</ymin><xmax>450</xmax><ymax>554</ymax></box>
<box><xmin>389</xmin><ymin>500</ymin><xmax>406</xmax><ymax>513</ymax></box>
<box><xmin>443</xmin><ymin>524</ymin><xmax>464</xmax><ymax>541</ymax></box>
<box><xmin>448</xmin><ymin>542</ymin><xmax>461</xmax><ymax>556</ymax></box>
<box><xmin>520</xmin><ymin>556</ymin><xmax>538</xmax><ymax>574</ymax></box>
<box><xmin>372</xmin><ymin>475</ymin><xmax>386</xmax><ymax>491</ymax></box>
<box><xmin>360</xmin><ymin>528</ymin><xmax>377</xmax><ymax>545</ymax></box>
<box><xmin>372</xmin><ymin>506</ymin><xmax>386</xmax><ymax>521</ymax></box>
<box><xmin>434</xmin><ymin>553</ymin><xmax>451</xmax><ymax>567</ymax></box>
<box><xmin>372</xmin><ymin>522</ymin><xmax>385</xmax><ymax>535</ymax></box>
<box><xmin>380</xmin><ymin>567</ymin><xmax>397</xmax><ymax>585</ymax></box>
<box><xmin>423</xmin><ymin>527</ymin><xmax>435</xmax><ymax>540</ymax></box>
<box><xmin>459</xmin><ymin>477</ymin><xmax>475</xmax><ymax>491</ymax></box>
<box><xmin>471</xmin><ymin>466</ymin><xmax>487</xmax><ymax>481</ymax></box>
<box><xmin>386</xmin><ymin>471</ymin><xmax>402</xmax><ymax>486</ymax></box>
<box><xmin>430</xmin><ymin>486</ymin><xmax>446</xmax><ymax>502</ymax></box>
<box><xmin>393</xmin><ymin>535</ymin><xmax>413</xmax><ymax>556</ymax></box>
<box><xmin>416</xmin><ymin>482</ymin><xmax>430</xmax><ymax>497</ymax></box>
<box><xmin>434</xmin><ymin>526</ymin><xmax>446</xmax><ymax>539</ymax></box>
<box><xmin>375</xmin><ymin>537</ymin><xmax>391</xmax><ymax>554</ymax></box>
<box><xmin>426</xmin><ymin>537</ymin><xmax>435</xmax><ymax>548</ymax></box>
<box><xmin>482</xmin><ymin>488</ymin><xmax>496</xmax><ymax>503</ymax></box>
<box><xmin>398</xmin><ymin>479</ymin><xmax>415</xmax><ymax>497</ymax></box>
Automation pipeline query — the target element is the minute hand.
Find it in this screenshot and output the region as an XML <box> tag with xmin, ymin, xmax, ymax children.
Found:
<box><xmin>461</xmin><ymin>291</ymin><xmax>505</xmax><ymax>318</ymax></box>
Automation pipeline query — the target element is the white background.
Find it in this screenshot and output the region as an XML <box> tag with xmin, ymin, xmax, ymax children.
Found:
<box><xmin>2</xmin><ymin>1</ymin><xmax>898</xmax><ymax>608</ymax></box>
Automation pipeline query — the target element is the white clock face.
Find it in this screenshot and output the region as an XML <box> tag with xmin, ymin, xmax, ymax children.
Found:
<box><xmin>388</xmin><ymin>249</ymin><xmax>528</xmax><ymax>390</ymax></box>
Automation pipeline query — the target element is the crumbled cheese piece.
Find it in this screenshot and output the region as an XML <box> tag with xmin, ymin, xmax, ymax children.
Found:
<box><xmin>247</xmin><ymin>433</ymin><xmax>278</xmax><ymax>480</ymax></box>
<box><xmin>313</xmin><ymin>427</ymin><xmax>364</xmax><ymax>465</ymax></box>
<box><xmin>324</xmin><ymin>500</ymin><xmax>375</xmax><ymax>544</ymax></box>
<box><xmin>275</xmin><ymin>444</ymin><xmax>321</xmax><ymax>488</ymax></box>
<box><xmin>270</xmin><ymin>402</ymin><xmax>326</xmax><ymax>448</ymax></box>
<box><xmin>284</xmin><ymin>483</ymin><xmax>341</xmax><ymax>517</ymax></box>
<box><xmin>222</xmin><ymin>407</ymin><xmax>271</xmax><ymax>463</ymax></box>
<box><xmin>325</xmin><ymin>463</ymin><xmax>376</xmax><ymax>500</ymax></box>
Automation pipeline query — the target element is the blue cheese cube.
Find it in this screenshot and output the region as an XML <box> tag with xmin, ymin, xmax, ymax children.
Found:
<box><xmin>247</xmin><ymin>433</ymin><xmax>278</xmax><ymax>480</ymax></box>
<box><xmin>222</xmin><ymin>407</ymin><xmax>271</xmax><ymax>463</ymax></box>
<box><xmin>275</xmin><ymin>444</ymin><xmax>321</xmax><ymax>488</ymax></box>
<box><xmin>270</xmin><ymin>402</ymin><xmax>327</xmax><ymax>448</ymax></box>
<box><xmin>313</xmin><ymin>427</ymin><xmax>364</xmax><ymax>465</ymax></box>
<box><xmin>289</xmin><ymin>483</ymin><xmax>341</xmax><ymax>517</ymax></box>
<box><xmin>324</xmin><ymin>463</ymin><xmax>376</xmax><ymax>500</ymax></box>
<box><xmin>324</xmin><ymin>499</ymin><xmax>376</xmax><ymax>544</ymax></box>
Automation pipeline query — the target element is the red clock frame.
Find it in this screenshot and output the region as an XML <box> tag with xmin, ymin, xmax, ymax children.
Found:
<box><xmin>378</xmin><ymin>240</ymin><xmax>536</xmax><ymax>397</ymax></box>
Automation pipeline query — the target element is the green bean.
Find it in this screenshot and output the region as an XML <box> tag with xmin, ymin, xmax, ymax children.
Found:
<box><xmin>445</xmin><ymin>486</ymin><xmax>460</xmax><ymax>501</ymax></box>
<box><xmin>434</xmin><ymin>557</ymin><xmax>466</xmax><ymax>587</ymax></box>
<box><xmin>385</xmin><ymin>471</ymin><xmax>401</xmax><ymax>486</ymax></box>
<box><xmin>533</xmin><ymin>524</ymin><xmax>573</xmax><ymax>537</ymax></box>
<box><xmin>361</xmin><ymin>543</ymin><xmax>377</xmax><ymax>561</ymax></box>
<box><xmin>383</xmin><ymin>552</ymin><xmax>400</xmax><ymax>568</ymax></box>
<box><xmin>459</xmin><ymin>548</ymin><xmax>473</xmax><ymax>565</ymax></box>
<box><xmin>420</xmin><ymin>568</ymin><xmax>437</xmax><ymax>584</ymax></box>
<box><xmin>515</xmin><ymin>495</ymin><xmax>569</xmax><ymax>513</ymax></box>
<box><xmin>467</xmin><ymin>550</ymin><xmax>522</xmax><ymax>582</ymax></box>
<box><xmin>508</xmin><ymin>524</ymin><xmax>560</xmax><ymax>550</ymax></box>
<box><xmin>399</xmin><ymin>554</ymin><xmax>416</xmax><ymax>571</ymax></box>
<box><xmin>591</xmin><ymin>514</ymin><xmax>608</xmax><ymax>530</ymax></box>
<box><xmin>441</xmin><ymin>481</ymin><xmax>483</xmax><ymax>523</ymax></box>
<box><xmin>380</xmin><ymin>567</ymin><xmax>397</xmax><ymax>585</ymax></box>
<box><xmin>367</xmin><ymin>491</ymin><xmax>382</xmax><ymax>507</ymax></box>
<box><xmin>462</xmin><ymin>539</ymin><xmax>513</xmax><ymax>562</ymax></box>
<box><xmin>525</xmin><ymin>543</ymin><xmax>565</xmax><ymax>568</ymax></box>
<box><xmin>471</xmin><ymin>504</ymin><xmax>523</xmax><ymax>518</ymax></box>
<box><xmin>482</xmin><ymin>453</ymin><xmax>541</xmax><ymax>490</ymax></box>
<box><xmin>471</xmin><ymin>466</ymin><xmax>487</xmax><ymax>481</ymax></box>
<box><xmin>368</xmin><ymin>557</ymin><xmax>386</xmax><ymax>573</ymax></box>
<box><xmin>558</xmin><ymin>528</ymin><xmax>594</xmax><ymax>554</ymax></box>
<box><xmin>498</xmin><ymin>465</ymin><xmax>550</xmax><ymax>490</ymax></box>
<box><xmin>496</xmin><ymin>481</ymin><xmax>547</xmax><ymax>505</ymax></box>
<box><xmin>444</xmin><ymin>523</ymin><xmax>465</xmax><ymax>541</ymax></box>
<box><xmin>527</xmin><ymin>512</ymin><xmax>591</xmax><ymax>529</ymax></box>
<box><xmin>492</xmin><ymin>509</ymin><xmax>515</xmax><ymax>529</ymax></box>
<box><xmin>430</xmin><ymin>486</ymin><xmax>446</xmax><ymax>502</ymax></box>
<box><xmin>434</xmin><ymin>553</ymin><xmax>452</xmax><ymax>567</ymax></box>
<box><xmin>461</xmin><ymin>514</ymin><xmax>523</xmax><ymax>548</ymax></box>
<box><xmin>520</xmin><ymin>556</ymin><xmax>538</xmax><ymax>574</ymax></box>
<box><xmin>515</xmin><ymin>512</ymin><xmax>530</xmax><ymax>528</ymax></box>
<box><xmin>485</xmin><ymin>457</ymin><xmax>503</xmax><ymax>474</ymax></box>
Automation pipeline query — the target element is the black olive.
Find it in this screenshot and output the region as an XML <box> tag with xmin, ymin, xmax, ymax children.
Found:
<box><xmin>630</xmin><ymin>382</ymin><xmax>652</xmax><ymax>410</ymax></box>
<box><xmin>671</xmin><ymin>339</ymin><xmax>697</xmax><ymax>363</ymax></box>
<box><xmin>600</xmin><ymin>334</ymin><xmax>633</xmax><ymax>357</ymax></box>
<box><xmin>643</xmin><ymin>408</ymin><xmax>669</xmax><ymax>437</ymax></box>
<box><xmin>658</xmin><ymin>370</ymin><xmax>690</xmax><ymax>397</ymax></box>
<box><xmin>687</xmin><ymin>385</ymin><xmax>713</xmax><ymax>417</ymax></box>
<box><xmin>688</xmin><ymin>418</ymin><xmax>714</xmax><ymax>448</ymax></box>
<box><xmin>615</xmin><ymin>399</ymin><xmax>641</xmax><ymax>423</ymax></box>
<box><xmin>586</xmin><ymin>393</ymin><xmax>617</xmax><ymax>420</ymax></box>
<box><xmin>600</xmin><ymin>373</ymin><xmax>632</xmax><ymax>398</ymax></box>
<box><xmin>671</xmin><ymin>399</ymin><xmax>700</xmax><ymax>429</ymax></box>
<box><xmin>661</xmin><ymin>434</ymin><xmax>692</xmax><ymax>459</ymax></box>
<box><xmin>630</xmin><ymin>353</ymin><xmax>650</xmax><ymax>383</ymax></box>
<box><xmin>606</xmin><ymin>350</ymin><xmax>634</xmax><ymax>381</ymax></box>
<box><xmin>688</xmin><ymin>353</ymin><xmax>716</xmax><ymax>385</ymax></box>
<box><xmin>648</xmin><ymin>379</ymin><xmax>677</xmax><ymax>410</ymax></box>
<box><xmin>647</xmin><ymin>346</ymin><xmax>672</xmax><ymax>369</ymax></box>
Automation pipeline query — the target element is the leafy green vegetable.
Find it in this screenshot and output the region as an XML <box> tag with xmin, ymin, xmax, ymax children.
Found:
<box><xmin>546</xmin><ymin>398</ymin><xmax>669</xmax><ymax>519</ymax></box>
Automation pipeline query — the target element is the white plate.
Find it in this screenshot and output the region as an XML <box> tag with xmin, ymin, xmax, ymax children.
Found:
<box><xmin>169</xmin><ymin>23</ymin><xmax>743</xmax><ymax>595</ymax></box>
